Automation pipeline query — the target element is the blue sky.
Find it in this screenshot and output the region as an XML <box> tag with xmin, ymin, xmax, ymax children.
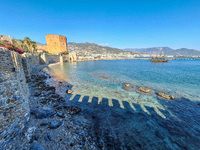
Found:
<box><xmin>0</xmin><ymin>0</ymin><xmax>200</xmax><ymax>49</ymax></box>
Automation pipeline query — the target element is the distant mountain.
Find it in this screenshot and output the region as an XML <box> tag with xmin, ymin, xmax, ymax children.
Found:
<box><xmin>68</xmin><ymin>42</ymin><xmax>200</xmax><ymax>56</ymax></box>
<box><xmin>124</xmin><ymin>47</ymin><xmax>173</xmax><ymax>53</ymax></box>
<box><xmin>124</xmin><ymin>47</ymin><xmax>200</xmax><ymax>56</ymax></box>
<box><xmin>68</xmin><ymin>42</ymin><xmax>137</xmax><ymax>55</ymax></box>
<box><xmin>174</xmin><ymin>48</ymin><xmax>200</xmax><ymax>56</ymax></box>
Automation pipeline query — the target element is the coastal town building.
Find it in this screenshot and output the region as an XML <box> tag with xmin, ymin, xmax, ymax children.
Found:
<box><xmin>46</xmin><ymin>34</ymin><xmax>67</xmax><ymax>54</ymax></box>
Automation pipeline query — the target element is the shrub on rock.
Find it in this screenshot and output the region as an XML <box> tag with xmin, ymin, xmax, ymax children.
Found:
<box><xmin>0</xmin><ymin>40</ymin><xmax>24</xmax><ymax>54</ymax></box>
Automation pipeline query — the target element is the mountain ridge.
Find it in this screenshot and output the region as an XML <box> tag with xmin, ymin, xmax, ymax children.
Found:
<box><xmin>68</xmin><ymin>42</ymin><xmax>136</xmax><ymax>55</ymax></box>
<box><xmin>124</xmin><ymin>47</ymin><xmax>200</xmax><ymax>56</ymax></box>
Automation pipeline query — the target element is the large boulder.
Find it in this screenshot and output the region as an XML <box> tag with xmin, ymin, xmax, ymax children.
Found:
<box><xmin>67</xmin><ymin>106</ymin><xmax>81</xmax><ymax>115</ymax></box>
<box><xmin>30</xmin><ymin>107</ymin><xmax>56</xmax><ymax>119</ymax></box>
<box><xmin>158</xmin><ymin>93</ymin><xmax>175</xmax><ymax>100</ymax></box>
<box><xmin>45</xmin><ymin>86</ymin><xmax>56</xmax><ymax>92</ymax></box>
<box><xmin>138</xmin><ymin>87</ymin><xmax>150</xmax><ymax>93</ymax></box>
<box><xmin>48</xmin><ymin>121</ymin><xmax>62</xmax><ymax>129</ymax></box>
<box><xmin>57</xmin><ymin>112</ymin><xmax>65</xmax><ymax>118</ymax></box>
<box><xmin>30</xmin><ymin>142</ymin><xmax>46</xmax><ymax>150</ymax></box>
<box><xmin>66</xmin><ymin>90</ymin><xmax>72</xmax><ymax>95</ymax></box>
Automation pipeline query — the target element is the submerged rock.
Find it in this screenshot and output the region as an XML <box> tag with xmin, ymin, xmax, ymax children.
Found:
<box><xmin>124</xmin><ymin>84</ymin><xmax>130</xmax><ymax>87</ymax></box>
<box><xmin>66</xmin><ymin>90</ymin><xmax>73</xmax><ymax>94</ymax></box>
<box><xmin>158</xmin><ymin>93</ymin><xmax>175</xmax><ymax>100</ymax></box>
<box><xmin>101</xmin><ymin>76</ymin><xmax>108</xmax><ymax>79</ymax></box>
<box><xmin>30</xmin><ymin>142</ymin><xmax>46</xmax><ymax>150</ymax></box>
<box><xmin>123</xmin><ymin>86</ymin><xmax>130</xmax><ymax>91</ymax></box>
<box><xmin>30</xmin><ymin>107</ymin><xmax>56</xmax><ymax>119</ymax></box>
<box><xmin>49</xmin><ymin>121</ymin><xmax>62</xmax><ymax>129</ymax></box>
<box><xmin>138</xmin><ymin>87</ymin><xmax>150</xmax><ymax>93</ymax></box>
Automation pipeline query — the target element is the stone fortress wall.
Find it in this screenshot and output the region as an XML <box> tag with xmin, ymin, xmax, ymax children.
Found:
<box><xmin>36</xmin><ymin>44</ymin><xmax>47</xmax><ymax>51</ymax></box>
<box><xmin>0</xmin><ymin>48</ymin><xmax>64</xmax><ymax>146</ymax></box>
<box><xmin>63</xmin><ymin>52</ymin><xmax>77</xmax><ymax>62</ymax></box>
<box><xmin>0</xmin><ymin>48</ymin><xmax>30</xmax><ymax>146</ymax></box>
<box><xmin>0</xmin><ymin>34</ymin><xmax>76</xmax><ymax>146</ymax></box>
<box><xmin>36</xmin><ymin>34</ymin><xmax>77</xmax><ymax>62</ymax></box>
<box><xmin>46</xmin><ymin>34</ymin><xmax>67</xmax><ymax>54</ymax></box>
<box><xmin>0</xmin><ymin>35</ymin><xmax>12</xmax><ymax>43</ymax></box>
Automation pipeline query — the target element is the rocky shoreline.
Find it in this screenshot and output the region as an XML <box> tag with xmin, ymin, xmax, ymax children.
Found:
<box><xmin>2</xmin><ymin>63</ymin><xmax>200</xmax><ymax>150</ymax></box>
<box><xmin>3</xmin><ymin>66</ymin><xmax>97</xmax><ymax>150</ymax></box>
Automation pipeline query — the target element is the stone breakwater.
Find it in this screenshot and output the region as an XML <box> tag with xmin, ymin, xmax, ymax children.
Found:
<box><xmin>0</xmin><ymin>48</ymin><xmax>69</xmax><ymax>149</ymax></box>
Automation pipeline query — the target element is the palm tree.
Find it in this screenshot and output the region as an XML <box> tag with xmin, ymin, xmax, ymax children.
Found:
<box><xmin>23</xmin><ymin>37</ymin><xmax>32</xmax><ymax>52</ymax></box>
<box><xmin>23</xmin><ymin>37</ymin><xmax>37</xmax><ymax>53</ymax></box>
<box><xmin>30</xmin><ymin>41</ymin><xmax>37</xmax><ymax>53</ymax></box>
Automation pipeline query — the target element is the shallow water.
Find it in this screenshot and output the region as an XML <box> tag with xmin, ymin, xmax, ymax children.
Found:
<box><xmin>49</xmin><ymin>60</ymin><xmax>200</xmax><ymax>109</ymax></box>
<box><xmin>47</xmin><ymin>59</ymin><xmax>200</xmax><ymax>149</ymax></box>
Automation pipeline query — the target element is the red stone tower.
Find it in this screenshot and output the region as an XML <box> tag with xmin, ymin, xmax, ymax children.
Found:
<box><xmin>45</xmin><ymin>34</ymin><xmax>67</xmax><ymax>54</ymax></box>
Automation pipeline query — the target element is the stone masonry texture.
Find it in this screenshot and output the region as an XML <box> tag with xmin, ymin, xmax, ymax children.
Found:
<box><xmin>0</xmin><ymin>49</ymin><xmax>30</xmax><ymax>147</ymax></box>
<box><xmin>0</xmin><ymin>48</ymin><xmax>63</xmax><ymax>147</ymax></box>
<box><xmin>46</xmin><ymin>34</ymin><xmax>68</xmax><ymax>54</ymax></box>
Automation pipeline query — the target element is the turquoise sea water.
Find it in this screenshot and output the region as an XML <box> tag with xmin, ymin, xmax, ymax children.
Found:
<box><xmin>49</xmin><ymin>59</ymin><xmax>200</xmax><ymax>110</ymax></box>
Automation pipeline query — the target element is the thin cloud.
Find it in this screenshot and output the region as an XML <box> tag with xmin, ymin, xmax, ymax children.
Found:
<box><xmin>99</xmin><ymin>43</ymin><xmax>109</xmax><ymax>46</ymax></box>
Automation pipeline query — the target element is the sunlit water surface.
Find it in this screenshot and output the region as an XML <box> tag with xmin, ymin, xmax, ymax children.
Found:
<box><xmin>48</xmin><ymin>60</ymin><xmax>200</xmax><ymax>109</ymax></box>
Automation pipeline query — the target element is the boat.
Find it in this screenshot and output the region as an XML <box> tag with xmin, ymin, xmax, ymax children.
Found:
<box><xmin>150</xmin><ymin>51</ymin><xmax>168</xmax><ymax>62</ymax></box>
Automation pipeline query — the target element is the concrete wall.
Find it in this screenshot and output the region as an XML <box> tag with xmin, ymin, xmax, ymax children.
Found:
<box><xmin>0</xmin><ymin>49</ymin><xmax>30</xmax><ymax>146</ymax></box>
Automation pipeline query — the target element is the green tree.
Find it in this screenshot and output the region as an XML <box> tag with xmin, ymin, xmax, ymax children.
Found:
<box><xmin>23</xmin><ymin>37</ymin><xmax>32</xmax><ymax>52</ymax></box>
<box><xmin>30</xmin><ymin>41</ymin><xmax>37</xmax><ymax>53</ymax></box>
<box><xmin>18</xmin><ymin>39</ymin><xmax>29</xmax><ymax>52</ymax></box>
<box><xmin>23</xmin><ymin>37</ymin><xmax>37</xmax><ymax>53</ymax></box>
